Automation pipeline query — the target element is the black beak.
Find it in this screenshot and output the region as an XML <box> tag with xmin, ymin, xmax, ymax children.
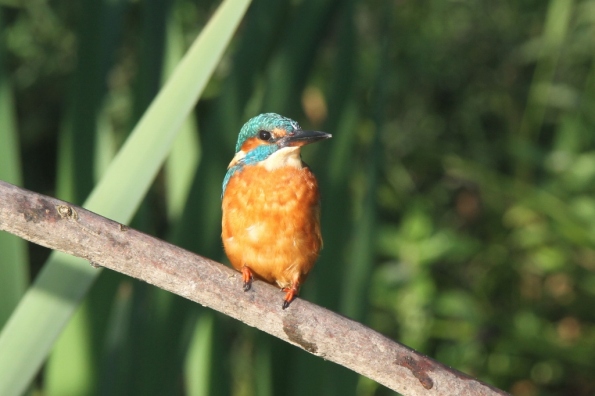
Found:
<box><xmin>280</xmin><ymin>130</ymin><xmax>332</xmax><ymax>147</ymax></box>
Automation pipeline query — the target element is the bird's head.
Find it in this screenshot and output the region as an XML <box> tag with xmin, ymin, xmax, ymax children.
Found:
<box><xmin>222</xmin><ymin>113</ymin><xmax>331</xmax><ymax>195</ymax></box>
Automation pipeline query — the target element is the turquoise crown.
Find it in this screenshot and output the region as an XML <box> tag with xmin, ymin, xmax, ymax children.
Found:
<box><xmin>235</xmin><ymin>113</ymin><xmax>300</xmax><ymax>152</ymax></box>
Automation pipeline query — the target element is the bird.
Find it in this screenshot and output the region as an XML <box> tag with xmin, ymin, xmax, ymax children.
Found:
<box><xmin>221</xmin><ymin>113</ymin><xmax>332</xmax><ymax>309</ymax></box>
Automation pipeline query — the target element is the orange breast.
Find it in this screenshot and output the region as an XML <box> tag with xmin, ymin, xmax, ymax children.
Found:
<box><xmin>221</xmin><ymin>164</ymin><xmax>322</xmax><ymax>288</ymax></box>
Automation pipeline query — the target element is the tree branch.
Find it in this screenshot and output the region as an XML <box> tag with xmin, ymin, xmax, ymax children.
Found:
<box><xmin>0</xmin><ymin>180</ymin><xmax>507</xmax><ymax>396</ymax></box>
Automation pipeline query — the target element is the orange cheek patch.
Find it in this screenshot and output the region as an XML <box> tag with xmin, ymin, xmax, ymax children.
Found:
<box><xmin>240</xmin><ymin>137</ymin><xmax>264</xmax><ymax>152</ymax></box>
<box><xmin>271</xmin><ymin>128</ymin><xmax>289</xmax><ymax>139</ymax></box>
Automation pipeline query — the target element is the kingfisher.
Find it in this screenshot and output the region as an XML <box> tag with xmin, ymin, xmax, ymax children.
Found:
<box><xmin>221</xmin><ymin>113</ymin><xmax>331</xmax><ymax>309</ymax></box>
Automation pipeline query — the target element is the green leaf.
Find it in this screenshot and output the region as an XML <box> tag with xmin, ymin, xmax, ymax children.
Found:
<box><xmin>0</xmin><ymin>1</ymin><xmax>251</xmax><ymax>395</ymax></box>
<box><xmin>0</xmin><ymin>25</ymin><xmax>29</xmax><ymax>329</ymax></box>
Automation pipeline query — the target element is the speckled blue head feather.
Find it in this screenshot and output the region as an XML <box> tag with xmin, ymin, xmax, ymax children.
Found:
<box><xmin>222</xmin><ymin>113</ymin><xmax>300</xmax><ymax>197</ymax></box>
<box><xmin>221</xmin><ymin>113</ymin><xmax>334</xmax><ymax>199</ymax></box>
<box><xmin>235</xmin><ymin>113</ymin><xmax>300</xmax><ymax>152</ymax></box>
<box><xmin>222</xmin><ymin>113</ymin><xmax>301</xmax><ymax>197</ymax></box>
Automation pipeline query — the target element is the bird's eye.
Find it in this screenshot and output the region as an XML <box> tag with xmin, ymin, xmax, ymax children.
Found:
<box><xmin>258</xmin><ymin>130</ymin><xmax>272</xmax><ymax>141</ymax></box>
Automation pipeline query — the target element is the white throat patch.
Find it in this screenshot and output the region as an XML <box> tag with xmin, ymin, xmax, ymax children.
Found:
<box><xmin>259</xmin><ymin>147</ymin><xmax>303</xmax><ymax>171</ymax></box>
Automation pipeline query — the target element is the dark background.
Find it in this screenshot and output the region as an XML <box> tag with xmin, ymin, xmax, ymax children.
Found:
<box><xmin>1</xmin><ymin>0</ymin><xmax>594</xmax><ymax>395</ymax></box>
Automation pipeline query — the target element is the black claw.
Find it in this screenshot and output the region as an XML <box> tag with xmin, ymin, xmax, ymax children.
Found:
<box><xmin>243</xmin><ymin>281</ymin><xmax>252</xmax><ymax>292</ymax></box>
<box><xmin>282</xmin><ymin>300</ymin><xmax>290</xmax><ymax>310</ymax></box>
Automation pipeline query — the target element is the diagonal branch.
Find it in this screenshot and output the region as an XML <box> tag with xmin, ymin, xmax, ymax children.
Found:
<box><xmin>0</xmin><ymin>180</ymin><xmax>508</xmax><ymax>396</ymax></box>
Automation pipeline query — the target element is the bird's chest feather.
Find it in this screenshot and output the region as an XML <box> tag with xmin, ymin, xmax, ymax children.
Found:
<box><xmin>221</xmin><ymin>164</ymin><xmax>322</xmax><ymax>284</ymax></box>
<box><xmin>222</xmin><ymin>164</ymin><xmax>319</xmax><ymax>238</ymax></box>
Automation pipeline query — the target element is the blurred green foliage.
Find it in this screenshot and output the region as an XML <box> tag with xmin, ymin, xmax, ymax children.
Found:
<box><xmin>1</xmin><ymin>0</ymin><xmax>595</xmax><ymax>395</ymax></box>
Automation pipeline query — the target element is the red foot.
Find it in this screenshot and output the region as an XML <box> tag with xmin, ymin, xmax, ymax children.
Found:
<box><xmin>241</xmin><ymin>266</ymin><xmax>253</xmax><ymax>291</ymax></box>
<box><xmin>281</xmin><ymin>283</ymin><xmax>299</xmax><ymax>309</ymax></box>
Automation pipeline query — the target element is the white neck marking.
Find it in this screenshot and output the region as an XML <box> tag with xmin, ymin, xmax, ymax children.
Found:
<box><xmin>259</xmin><ymin>147</ymin><xmax>303</xmax><ymax>171</ymax></box>
<box><xmin>228</xmin><ymin>151</ymin><xmax>246</xmax><ymax>168</ymax></box>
